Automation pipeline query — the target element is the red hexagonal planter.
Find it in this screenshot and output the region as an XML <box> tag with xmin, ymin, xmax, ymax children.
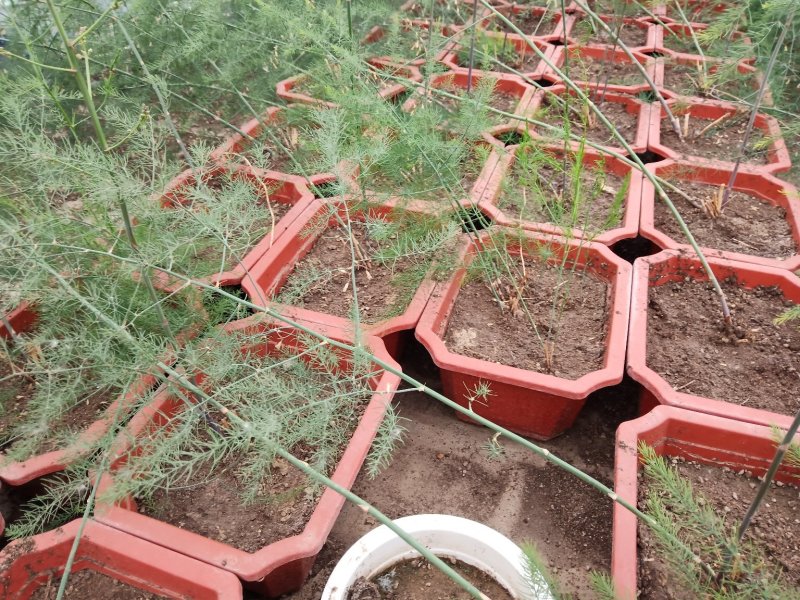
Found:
<box><xmin>0</xmin><ymin>519</ymin><xmax>243</xmax><ymax>598</ymax></box>
<box><xmin>240</xmin><ymin>198</ymin><xmax>451</xmax><ymax>358</ymax></box>
<box><xmin>611</xmin><ymin>405</ymin><xmax>800</xmax><ymax>600</ymax></box>
<box><xmin>486</xmin><ymin>4</ymin><xmax>570</xmax><ymax>43</ymax></box>
<box><xmin>363</xmin><ymin>19</ymin><xmax>458</xmax><ymax>66</ymax></box>
<box><xmin>566</xmin><ymin>12</ymin><xmax>656</xmax><ymax>51</ymax></box>
<box><xmin>543</xmin><ymin>44</ymin><xmax>657</xmax><ymax>95</ymax></box>
<box><xmin>94</xmin><ymin>314</ymin><xmax>401</xmax><ymax>597</ymax></box>
<box><xmin>440</xmin><ymin>31</ymin><xmax>555</xmax><ymax>80</ymax></box>
<box><xmin>628</xmin><ymin>249</ymin><xmax>800</xmax><ymax>431</ymax></box>
<box><xmin>478</xmin><ymin>142</ymin><xmax>644</xmax><ymax>245</ymax></box>
<box><xmin>649</xmin><ymin>97</ymin><xmax>791</xmax><ymax>175</ymax></box>
<box><xmin>415</xmin><ymin>229</ymin><xmax>632</xmax><ymax>439</ymax></box>
<box><xmin>653</xmin><ymin>54</ymin><xmax>767</xmax><ymax>103</ymax></box>
<box><xmin>640</xmin><ymin>159</ymin><xmax>800</xmax><ymax>270</ymax></box>
<box><xmin>528</xmin><ymin>84</ymin><xmax>652</xmax><ymax>155</ymax></box>
<box><xmin>402</xmin><ymin>70</ymin><xmax>538</xmax><ymax>122</ymax></box>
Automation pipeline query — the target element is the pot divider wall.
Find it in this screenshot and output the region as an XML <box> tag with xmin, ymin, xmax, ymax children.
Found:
<box><xmin>0</xmin><ymin>519</ymin><xmax>243</xmax><ymax>598</ymax></box>
<box><xmin>94</xmin><ymin>313</ymin><xmax>401</xmax><ymax>597</ymax></box>
<box><xmin>627</xmin><ymin>249</ymin><xmax>800</xmax><ymax>430</ymax></box>
<box><xmin>611</xmin><ymin>405</ymin><xmax>800</xmax><ymax>600</ymax></box>
<box><xmin>640</xmin><ymin>160</ymin><xmax>800</xmax><ymax>270</ymax></box>
<box><xmin>0</xmin><ymin>302</ymin><xmax>37</xmax><ymax>340</ymax></box>
<box><xmin>415</xmin><ymin>228</ymin><xmax>632</xmax><ymax>439</ymax></box>
<box><xmin>440</xmin><ymin>32</ymin><xmax>555</xmax><ymax>81</ymax></box>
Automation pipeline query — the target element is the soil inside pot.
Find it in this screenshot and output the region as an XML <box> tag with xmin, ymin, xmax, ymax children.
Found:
<box><xmin>659</xmin><ymin>112</ymin><xmax>769</xmax><ymax>164</ymax></box>
<box><xmin>432</xmin><ymin>82</ymin><xmax>524</xmax><ymax>126</ymax></box>
<box><xmin>660</xmin><ymin>61</ymin><xmax>757</xmax><ymax>102</ymax></box>
<box><xmin>653</xmin><ymin>180</ymin><xmax>796</xmax><ymax>259</ymax></box>
<box><xmin>276</xmin><ymin>220</ymin><xmax>431</xmax><ymax>324</ymax></box>
<box><xmin>404</xmin><ymin>0</ymin><xmax>471</xmax><ymax>24</ymax></box>
<box><xmin>536</xmin><ymin>94</ymin><xmax>639</xmax><ymax>146</ymax></box>
<box><xmin>456</xmin><ymin>44</ymin><xmax>543</xmax><ymax>75</ymax></box>
<box><xmin>566</xmin><ymin>55</ymin><xmax>648</xmax><ymax>87</ymax></box>
<box><xmin>347</xmin><ymin>557</ymin><xmax>515</xmax><ymax>600</ymax></box>
<box><xmin>444</xmin><ymin>254</ymin><xmax>610</xmax><ymax>377</ymax></box>
<box><xmin>31</xmin><ymin>569</ymin><xmax>169</xmax><ymax>600</ymax></box>
<box><xmin>499</xmin><ymin>153</ymin><xmax>627</xmax><ymax>234</ymax></box>
<box><xmin>492</xmin><ymin>9</ymin><xmax>560</xmax><ymax>37</ymax></box>
<box><xmin>0</xmin><ymin>360</ymin><xmax>34</xmax><ymax>448</ymax></box>
<box><xmin>570</xmin><ymin>18</ymin><xmax>649</xmax><ymax>47</ymax></box>
<box><xmin>638</xmin><ymin>456</ymin><xmax>800</xmax><ymax>599</ymax></box>
<box><xmin>646</xmin><ymin>278</ymin><xmax>800</xmax><ymax>414</ymax></box>
<box><xmin>368</xmin><ymin>26</ymin><xmax>441</xmax><ymax>63</ymax></box>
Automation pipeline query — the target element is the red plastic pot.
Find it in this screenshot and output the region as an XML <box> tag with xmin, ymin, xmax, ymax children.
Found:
<box><xmin>240</xmin><ymin>199</ymin><xmax>445</xmax><ymax>358</ymax></box>
<box><xmin>654</xmin><ymin>21</ymin><xmax>753</xmax><ymax>64</ymax></box>
<box><xmin>402</xmin><ymin>70</ymin><xmax>538</xmax><ymax>121</ymax></box>
<box><xmin>542</xmin><ymin>44</ymin><xmax>657</xmax><ymax>95</ymax></box>
<box><xmin>95</xmin><ymin>314</ymin><xmax>401</xmax><ymax>597</ymax></box>
<box><xmin>653</xmin><ymin>54</ymin><xmax>767</xmax><ymax>103</ymax></box>
<box><xmin>640</xmin><ymin>159</ymin><xmax>800</xmax><ymax>270</ymax></box>
<box><xmin>156</xmin><ymin>164</ymin><xmax>315</xmax><ymax>291</ymax></box>
<box><xmin>648</xmin><ymin>97</ymin><xmax>791</xmax><ymax>175</ymax></box>
<box><xmin>628</xmin><ymin>249</ymin><xmax>800</xmax><ymax>430</ymax></box>
<box><xmin>400</xmin><ymin>0</ymin><xmax>492</xmax><ymax>28</ymax></box>
<box><xmin>478</xmin><ymin>142</ymin><xmax>644</xmax><ymax>245</ymax></box>
<box><xmin>440</xmin><ymin>32</ymin><xmax>555</xmax><ymax>80</ymax></box>
<box><xmin>611</xmin><ymin>405</ymin><xmax>800</xmax><ymax>600</ymax></box>
<box><xmin>565</xmin><ymin>12</ymin><xmax>657</xmax><ymax>52</ymax></box>
<box><xmin>363</xmin><ymin>19</ymin><xmax>458</xmax><ymax>66</ymax></box>
<box><xmin>0</xmin><ymin>302</ymin><xmax>37</xmax><ymax>340</ymax></box>
<box><xmin>0</xmin><ymin>519</ymin><xmax>242</xmax><ymax>598</ymax></box>
<box><xmin>526</xmin><ymin>83</ymin><xmax>652</xmax><ymax>155</ymax></box>
<box><xmin>415</xmin><ymin>229</ymin><xmax>632</xmax><ymax>439</ymax></box>
<box><xmin>487</xmin><ymin>4</ymin><xmax>571</xmax><ymax>43</ymax></box>
<box><xmin>661</xmin><ymin>0</ymin><xmax>740</xmax><ymax>24</ymax></box>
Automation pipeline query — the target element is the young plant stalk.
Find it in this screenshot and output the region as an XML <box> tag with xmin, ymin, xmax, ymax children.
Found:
<box><xmin>721</xmin><ymin>7</ymin><xmax>795</xmax><ymax>209</ymax></box>
<box><xmin>570</xmin><ymin>0</ymin><xmax>684</xmax><ymax>140</ymax></box>
<box><xmin>466</xmin><ymin>0</ymin><xmax>480</xmax><ymax>93</ymax></box>
<box><xmin>478</xmin><ymin>0</ymin><xmax>733</xmax><ymax>325</ymax></box>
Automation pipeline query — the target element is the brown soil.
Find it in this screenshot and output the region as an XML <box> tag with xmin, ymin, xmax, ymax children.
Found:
<box><xmin>661</xmin><ymin>62</ymin><xmax>757</xmax><ymax>102</ymax></box>
<box><xmin>434</xmin><ymin>83</ymin><xmax>523</xmax><ymax>125</ymax></box>
<box><xmin>646</xmin><ymin>279</ymin><xmax>800</xmax><ymax>414</ymax></box>
<box><xmin>457</xmin><ymin>46</ymin><xmax>543</xmax><ymax>75</ymax></box>
<box><xmin>665</xmin><ymin>1</ymin><xmax>735</xmax><ymax>24</ymax></box>
<box><xmin>567</xmin><ymin>55</ymin><xmax>648</xmax><ymax>87</ymax></box>
<box><xmin>570</xmin><ymin>18</ymin><xmax>649</xmax><ymax>48</ymax></box>
<box><xmin>493</xmin><ymin>10</ymin><xmax>560</xmax><ymax>37</ymax></box>
<box><xmin>0</xmin><ymin>360</ymin><xmax>34</xmax><ymax>447</ymax></box>
<box><xmin>142</xmin><ymin>449</ymin><xmax>317</xmax><ymax>553</ymax></box>
<box><xmin>404</xmin><ymin>0</ymin><xmax>470</xmax><ymax>24</ymax></box>
<box><xmin>639</xmin><ymin>456</ymin><xmax>800</xmax><ymax>599</ymax></box>
<box><xmin>659</xmin><ymin>113</ymin><xmax>769</xmax><ymax>164</ymax></box>
<box><xmin>31</xmin><ymin>569</ymin><xmax>169</xmax><ymax>599</ymax></box>
<box><xmin>348</xmin><ymin>557</ymin><xmax>514</xmax><ymax>599</ymax></box>
<box><xmin>277</xmin><ymin>221</ymin><xmax>421</xmax><ymax>324</ymax></box>
<box><xmin>654</xmin><ymin>180</ymin><xmax>797</xmax><ymax>259</ymax></box>
<box><xmin>283</xmin><ymin>352</ymin><xmax>638</xmax><ymax>599</ymax></box>
<box><xmin>500</xmin><ymin>159</ymin><xmax>626</xmax><ymax>234</ymax></box>
<box><xmin>443</xmin><ymin>256</ymin><xmax>610</xmax><ymax>377</ymax></box>
<box><xmin>536</xmin><ymin>95</ymin><xmax>639</xmax><ymax>146</ymax></box>
<box><xmin>33</xmin><ymin>388</ymin><xmax>116</xmax><ymax>454</ymax></box>
<box><xmin>587</xmin><ymin>0</ymin><xmax>653</xmax><ymax>18</ymax></box>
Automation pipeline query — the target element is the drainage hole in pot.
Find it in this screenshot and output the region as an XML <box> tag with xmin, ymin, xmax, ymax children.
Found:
<box><xmin>202</xmin><ymin>285</ymin><xmax>254</xmax><ymax>324</ymax></box>
<box><xmin>643</xmin><ymin>51</ymin><xmax>666</xmax><ymax>59</ymax></box>
<box><xmin>629</xmin><ymin>149</ymin><xmax>667</xmax><ymax>165</ymax></box>
<box><xmin>531</xmin><ymin>78</ymin><xmax>556</xmax><ymax>88</ymax></box>
<box><xmin>495</xmin><ymin>129</ymin><xmax>527</xmax><ymax>147</ymax></box>
<box><xmin>348</xmin><ymin>557</ymin><xmax>514</xmax><ymax>599</ymax></box>
<box><xmin>388</xmin><ymin>89</ymin><xmax>414</xmax><ymax>106</ymax></box>
<box><xmin>455</xmin><ymin>207</ymin><xmax>493</xmax><ymax>233</ymax></box>
<box><xmin>311</xmin><ymin>179</ymin><xmax>343</xmax><ymax>199</ymax></box>
<box><xmin>610</xmin><ymin>236</ymin><xmax>662</xmax><ymax>264</ymax></box>
<box><xmin>0</xmin><ymin>475</ymin><xmax>88</xmax><ymax>549</ymax></box>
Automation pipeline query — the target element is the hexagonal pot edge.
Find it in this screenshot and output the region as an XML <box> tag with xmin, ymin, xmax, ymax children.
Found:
<box><xmin>0</xmin><ymin>519</ymin><xmax>242</xmax><ymax>598</ymax></box>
